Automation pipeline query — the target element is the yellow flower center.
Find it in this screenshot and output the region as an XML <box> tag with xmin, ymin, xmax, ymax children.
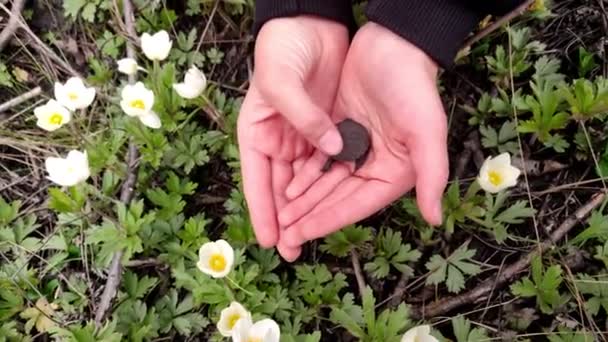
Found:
<box><xmin>488</xmin><ymin>170</ymin><xmax>503</xmax><ymax>186</ymax></box>
<box><xmin>67</xmin><ymin>166</ymin><xmax>75</xmax><ymax>174</ymax></box>
<box><xmin>227</xmin><ymin>313</ymin><xmax>241</xmax><ymax>329</ymax></box>
<box><xmin>130</xmin><ymin>99</ymin><xmax>146</xmax><ymax>110</ymax></box>
<box><xmin>68</xmin><ymin>92</ymin><xmax>78</xmax><ymax>101</ymax></box>
<box><xmin>247</xmin><ymin>338</ymin><xmax>262</xmax><ymax>342</ymax></box>
<box><xmin>209</xmin><ymin>254</ymin><xmax>226</xmax><ymax>272</ymax></box>
<box><xmin>48</xmin><ymin>113</ymin><xmax>63</xmax><ymax>125</ymax></box>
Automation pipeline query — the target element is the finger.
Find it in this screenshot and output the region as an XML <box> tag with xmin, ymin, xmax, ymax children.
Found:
<box><xmin>277</xmin><ymin>242</ymin><xmax>302</xmax><ymax>262</ymax></box>
<box><xmin>282</xmin><ymin>178</ymin><xmax>412</xmax><ymax>247</ymax></box>
<box><xmin>240</xmin><ymin>147</ymin><xmax>278</xmax><ymax>248</ymax></box>
<box><xmin>292</xmin><ymin>158</ymin><xmax>307</xmax><ymax>174</ymax></box>
<box><xmin>257</xmin><ymin>73</ymin><xmax>342</xmax><ymax>156</ymax></box>
<box><xmin>409</xmin><ymin>114</ymin><xmax>449</xmax><ymax>226</ymax></box>
<box><xmin>271</xmin><ymin>160</ymin><xmax>292</xmax><ymax>211</ymax></box>
<box><xmin>285</xmin><ymin>150</ymin><xmax>328</xmax><ymax>200</ymax></box>
<box><xmin>271</xmin><ymin>161</ymin><xmax>304</xmax><ymax>261</ymax></box>
<box><xmin>279</xmin><ymin>163</ymin><xmax>351</xmax><ymax>227</ymax></box>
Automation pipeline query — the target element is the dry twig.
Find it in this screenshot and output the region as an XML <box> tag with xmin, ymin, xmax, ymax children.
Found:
<box><xmin>416</xmin><ymin>191</ymin><xmax>607</xmax><ymax>319</ymax></box>
<box><xmin>0</xmin><ymin>0</ymin><xmax>25</xmax><ymax>51</ymax></box>
<box><xmin>0</xmin><ymin>2</ymin><xmax>81</xmax><ymax>78</ymax></box>
<box><xmin>0</xmin><ymin>86</ymin><xmax>41</xmax><ymax>114</ymax></box>
<box><xmin>351</xmin><ymin>250</ymin><xmax>366</xmax><ymax>298</ymax></box>
<box><xmin>461</xmin><ymin>0</ymin><xmax>535</xmax><ymax>50</ymax></box>
<box><xmin>94</xmin><ymin>0</ymin><xmax>140</xmax><ymax>326</ymax></box>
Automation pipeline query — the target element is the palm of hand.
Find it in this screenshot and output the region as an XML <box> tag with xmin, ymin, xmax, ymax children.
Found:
<box><xmin>277</xmin><ymin>23</ymin><xmax>449</xmax><ymax>260</ymax></box>
<box><xmin>237</xmin><ymin>17</ymin><xmax>349</xmax><ymax>253</ymax></box>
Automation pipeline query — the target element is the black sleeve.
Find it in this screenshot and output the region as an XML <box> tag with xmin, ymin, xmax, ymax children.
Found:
<box><xmin>365</xmin><ymin>0</ymin><xmax>527</xmax><ymax>69</ymax></box>
<box><xmin>252</xmin><ymin>0</ymin><xmax>357</xmax><ymax>37</ymax></box>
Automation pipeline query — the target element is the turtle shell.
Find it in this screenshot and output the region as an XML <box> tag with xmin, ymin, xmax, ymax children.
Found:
<box><xmin>331</xmin><ymin>118</ymin><xmax>370</xmax><ymax>161</ymax></box>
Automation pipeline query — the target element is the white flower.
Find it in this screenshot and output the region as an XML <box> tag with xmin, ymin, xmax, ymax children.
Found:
<box><xmin>232</xmin><ymin>318</ymin><xmax>280</xmax><ymax>342</ymax></box>
<box><xmin>173</xmin><ymin>66</ymin><xmax>207</xmax><ymax>99</ymax></box>
<box><xmin>217</xmin><ymin>302</ymin><xmax>252</xmax><ymax>337</ymax></box>
<box><xmin>117</xmin><ymin>58</ymin><xmax>142</xmax><ymax>75</ymax></box>
<box><xmin>54</xmin><ymin>77</ymin><xmax>96</xmax><ymax>111</ymax></box>
<box><xmin>196</xmin><ymin>239</ymin><xmax>234</xmax><ymax>278</ymax></box>
<box><xmin>141</xmin><ymin>30</ymin><xmax>172</xmax><ymax>61</ymax></box>
<box><xmin>120</xmin><ymin>82</ymin><xmax>155</xmax><ymax>117</ymax></box>
<box><xmin>400</xmin><ymin>325</ymin><xmax>438</xmax><ymax>342</ymax></box>
<box><xmin>477</xmin><ymin>152</ymin><xmax>521</xmax><ymax>193</ymax></box>
<box><xmin>45</xmin><ymin>150</ymin><xmax>90</xmax><ymax>187</ymax></box>
<box><xmin>137</xmin><ymin>111</ymin><xmax>162</xmax><ymax>129</ymax></box>
<box><xmin>34</xmin><ymin>99</ymin><xmax>71</xmax><ymax>131</ymax></box>
<box><xmin>119</xmin><ymin>82</ymin><xmax>162</xmax><ymax>129</ymax></box>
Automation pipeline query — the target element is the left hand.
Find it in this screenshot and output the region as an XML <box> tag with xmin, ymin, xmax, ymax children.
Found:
<box><xmin>275</xmin><ymin>22</ymin><xmax>450</xmax><ymax>261</ymax></box>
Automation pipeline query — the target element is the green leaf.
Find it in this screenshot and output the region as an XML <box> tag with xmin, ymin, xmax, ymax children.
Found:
<box><xmin>320</xmin><ymin>225</ymin><xmax>372</xmax><ymax>257</ymax></box>
<box><xmin>63</xmin><ymin>0</ymin><xmax>86</xmax><ymax>19</ymax></box>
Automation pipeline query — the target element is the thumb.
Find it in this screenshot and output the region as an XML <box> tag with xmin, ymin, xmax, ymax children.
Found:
<box><xmin>257</xmin><ymin>73</ymin><xmax>343</xmax><ymax>156</ymax></box>
<box><xmin>409</xmin><ymin>116</ymin><xmax>449</xmax><ymax>226</ymax></box>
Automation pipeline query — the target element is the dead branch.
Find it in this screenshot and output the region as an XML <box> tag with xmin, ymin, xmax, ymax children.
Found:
<box><xmin>0</xmin><ymin>0</ymin><xmax>25</xmax><ymax>51</ymax></box>
<box><xmin>0</xmin><ymin>86</ymin><xmax>41</xmax><ymax>114</ymax></box>
<box><xmin>94</xmin><ymin>0</ymin><xmax>140</xmax><ymax>326</ymax></box>
<box><xmin>0</xmin><ymin>2</ymin><xmax>81</xmax><ymax>78</ymax></box>
<box><xmin>351</xmin><ymin>250</ymin><xmax>366</xmax><ymax>298</ymax></box>
<box><xmin>461</xmin><ymin>0</ymin><xmax>535</xmax><ymax>50</ymax></box>
<box><xmin>417</xmin><ymin>191</ymin><xmax>607</xmax><ymax>319</ymax></box>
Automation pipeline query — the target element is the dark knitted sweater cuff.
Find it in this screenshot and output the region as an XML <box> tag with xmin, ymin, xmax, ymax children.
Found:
<box><xmin>253</xmin><ymin>0</ymin><xmax>357</xmax><ymax>37</ymax></box>
<box><xmin>365</xmin><ymin>0</ymin><xmax>484</xmax><ymax>69</ymax></box>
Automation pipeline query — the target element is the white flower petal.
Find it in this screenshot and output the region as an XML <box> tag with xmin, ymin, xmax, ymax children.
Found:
<box><xmin>217</xmin><ymin>302</ymin><xmax>252</xmax><ymax>337</ymax></box>
<box><xmin>172</xmin><ymin>83</ymin><xmax>201</xmax><ymax>99</ymax></box>
<box><xmin>138</xmin><ymin>111</ymin><xmax>162</xmax><ymax>129</ymax></box>
<box><xmin>401</xmin><ymin>325</ymin><xmax>436</xmax><ymax>342</ymax></box>
<box><xmin>232</xmin><ymin>318</ymin><xmax>253</xmax><ymax>342</ymax></box>
<box><xmin>251</xmin><ymin>319</ymin><xmax>281</xmax><ymax>342</ymax></box>
<box><xmin>120</xmin><ymin>82</ymin><xmax>155</xmax><ymax>117</ymax></box>
<box><xmin>53</xmin><ymin>77</ymin><xmax>96</xmax><ymax>110</ymax></box>
<box><xmin>34</xmin><ymin>100</ymin><xmax>71</xmax><ymax>131</ymax></box>
<box><xmin>491</xmin><ymin>152</ymin><xmax>512</xmax><ymax>167</ymax></box>
<box><xmin>44</xmin><ymin>150</ymin><xmax>90</xmax><ymax>187</ymax></box>
<box><xmin>196</xmin><ymin>240</ymin><xmax>234</xmax><ymax>278</ymax></box>
<box><xmin>477</xmin><ymin>153</ymin><xmax>520</xmax><ymax>193</ymax></box>
<box><xmin>117</xmin><ymin>58</ymin><xmax>140</xmax><ymax>75</ymax></box>
<box><xmin>141</xmin><ymin>30</ymin><xmax>172</xmax><ymax>61</ymax></box>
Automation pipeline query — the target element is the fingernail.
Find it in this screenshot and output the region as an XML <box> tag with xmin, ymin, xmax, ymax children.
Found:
<box><xmin>319</xmin><ymin>129</ymin><xmax>343</xmax><ymax>155</ymax></box>
<box><xmin>433</xmin><ymin>204</ymin><xmax>443</xmax><ymax>225</ymax></box>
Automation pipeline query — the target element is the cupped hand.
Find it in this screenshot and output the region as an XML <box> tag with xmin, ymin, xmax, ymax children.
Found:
<box><xmin>276</xmin><ymin>22</ymin><xmax>450</xmax><ymax>261</ymax></box>
<box><xmin>237</xmin><ymin>16</ymin><xmax>349</xmax><ymax>258</ymax></box>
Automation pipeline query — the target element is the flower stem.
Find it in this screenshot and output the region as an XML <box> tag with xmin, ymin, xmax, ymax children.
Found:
<box><xmin>225</xmin><ymin>276</ymin><xmax>253</xmax><ymax>296</ymax></box>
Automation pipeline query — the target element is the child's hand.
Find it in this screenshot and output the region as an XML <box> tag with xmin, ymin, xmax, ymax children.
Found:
<box><xmin>277</xmin><ymin>22</ymin><xmax>450</xmax><ymax>260</ymax></box>
<box><xmin>237</xmin><ymin>16</ymin><xmax>349</xmax><ymax>255</ymax></box>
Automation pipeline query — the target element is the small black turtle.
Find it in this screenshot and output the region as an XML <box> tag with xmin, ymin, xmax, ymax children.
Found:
<box><xmin>321</xmin><ymin>118</ymin><xmax>371</xmax><ymax>172</ymax></box>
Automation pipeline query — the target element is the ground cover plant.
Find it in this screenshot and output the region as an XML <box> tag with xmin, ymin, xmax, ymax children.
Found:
<box><xmin>1</xmin><ymin>0</ymin><xmax>608</xmax><ymax>341</ymax></box>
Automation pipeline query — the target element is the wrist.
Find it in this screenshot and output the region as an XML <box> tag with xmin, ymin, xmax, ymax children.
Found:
<box><xmin>364</xmin><ymin>0</ymin><xmax>483</xmax><ymax>69</ymax></box>
<box><xmin>356</xmin><ymin>22</ymin><xmax>439</xmax><ymax>76</ymax></box>
<box><xmin>253</xmin><ymin>0</ymin><xmax>357</xmax><ymax>38</ymax></box>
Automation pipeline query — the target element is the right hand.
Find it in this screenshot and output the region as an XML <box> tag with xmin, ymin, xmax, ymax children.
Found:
<box><xmin>237</xmin><ymin>16</ymin><xmax>349</xmax><ymax>259</ymax></box>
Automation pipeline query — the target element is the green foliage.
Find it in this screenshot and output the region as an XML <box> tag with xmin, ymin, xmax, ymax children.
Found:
<box><xmin>486</xmin><ymin>27</ymin><xmax>545</xmax><ymax>86</ymax></box>
<box><xmin>0</xmin><ymin>62</ymin><xmax>14</xmax><ymax>88</ymax></box>
<box><xmin>517</xmin><ymin>57</ymin><xmax>570</xmax><ymax>152</ymax></box>
<box><xmin>577</xmin><ymin>46</ymin><xmax>598</xmax><ymax>78</ymax></box>
<box><xmin>573</xmin><ymin>274</ymin><xmax>608</xmax><ymax>316</ymax></box>
<box><xmin>547</xmin><ymin>327</ymin><xmax>594</xmax><ymax>342</ymax></box>
<box><xmin>329</xmin><ymin>288</ymin><xmax>411</xmax><ymax>342</ymax></box>
<box><xmin>442</xmin><ymin>180</ymin><xmax>484</xmax><ymax>234</ymax></box>
<box><xmin>425</xmin><ymin>242</ymin><xmax>481</xmax><ymax>293</ymax></box>
<box><xmin>559</xmin><ymin>77</ymin><xmax>608</xmax><ymax>120</ymax></box>
<box><xmin>364</xmin><ymin>228</ymin><xmax>421</xmax><ymax>279</ymax></box>
<box><xmin>480</xmin><ymin>120</ymin><xmax>519</xmax><ymax>155</ymax></box>
<box><xmin>478</xmin><ymin>191</ymin><xmax>535</xmax><ymax>243</ymax></box>
<box><xmin>511</xmin><ymin>255</ymin><xmax>565</xmax><ymax>314</ymax></box>
<box><xmin>320</xmin><ymin>225</ymin><xmax>372</xmax><ymax>257</ymax></box>
<box><xmin>452</xmin><ymin>315</ymin><xmax>489</xmax><ymax>342</ymax></box>
<box><xmin>571</xmin><ymin>211</ymin><xmax>608</xmax><ymax>245</ymax></box>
